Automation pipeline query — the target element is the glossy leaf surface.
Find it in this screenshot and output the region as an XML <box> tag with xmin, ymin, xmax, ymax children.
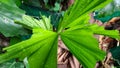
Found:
<box><xmin>0</xmin><ymin>0</ymin><xmax>28</xmax><ymax>37</ymax></box>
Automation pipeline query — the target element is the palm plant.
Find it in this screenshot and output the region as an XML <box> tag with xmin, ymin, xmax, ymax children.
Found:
<box><xmin>0</xmin><ymin>0</ymin><xmax>119</xmax><ymax>68</ymax></box>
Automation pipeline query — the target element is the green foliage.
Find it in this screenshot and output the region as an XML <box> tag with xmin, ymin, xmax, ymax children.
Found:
<box><xmin>1</xmin><ymin>0</ymin><xmax>120</xmax><ymax>68</ymax></box>
<box><xmin>94</xmin><ymin>0</ymin><xmax>120</xmax><ymax>22</ymax></box>
<box><xmin>0</xmin><ymin>0</ymin><xmax>24</xmax><ymax>20</ymax></box>
<box><xmin>1</xmin><ymin>17</ymin><xmax>119</xmax><ymax>68</ymax></box>
<box><xmin>60</xmin><ymin>23</ymin><xmax>120</xmax><ymax>68</ymax></box>
<box><xmin>110</xmin><ymin>46</ymin><xmax>120</xmax><ymax>66</ymax></box>
<box><xmin>0</xmin><ymin>0</ymin><xmax>28</xmax><ymax>37</ymax></box>
<box><xmin>22</xmin><ymin>0</ymin><xmax>61</xmax><ymax>11</ymax></box>
<box><xmin>23</xmin><ymin>58</ymin><xmax>29</xmax><ymax>68</ymax></box>
<box><xmin>61</xmin><ymin>29</ymin><xmax>105</xmax><ymax>68</ymax></box>
<box><xmin>15</xmin><ymin>15</ymin><xmax>52</xmax><ymax>30</ymax></box>
<box><xmin>58</xmin><ymin>0</ymin><xmax>112</xmax><ymax>31</ymax></box>
<box><xmin>0</xmin><ymin>29</ymin><xmax>58</xmax><ymax>68</ymax></box>
<box><xmin>0</xmin><ymin>59</ymin><xmax>24</xmax><ymax>68</ymax></box>
<box><xmin>20</xmin><ymin>3</ymin><xmax>62</xmax><ymax>28</ymax></box>
<box><xmin>52</xmin><ymin>2</ymin><xmax>61</xmax><ymax>11</ymax></box>
<box><xmin>87</xmin><ymin>24</ymin><xmax>120</xmax><ymax>39</ymax></box>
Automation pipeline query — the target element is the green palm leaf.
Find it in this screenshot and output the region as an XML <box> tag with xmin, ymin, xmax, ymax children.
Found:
<box><xmin>0</xmin><ymin>0</ymin><xmax>119</xmax><ymax>68</ymax></box>
<box><xmin>15</xmin><ymin>15</ymin><xmax>52</xmax><ymax>30</ymax></box>
<box><xmin>67</xmin><ymin>24</ymin><xmax>120</xmax><ymax>39</ymax></box>
<box><xmin>0</xmin><ymin>28</ymin><xmax>58</xmax><ymax>68</ymax></box>
<box><xmin>88</xmin><ymin>24</ymin><xmax>120</xmax><ymax>39</ymax></box>
<box><xmin>60</xmin><ymin>28</ymin><xmax>105</xmax><ymax>68</ymax></box>
<box><xmin>58</xmin><ymin>0</ymin><xmax>112</xmax><ymax>32</ymax></box>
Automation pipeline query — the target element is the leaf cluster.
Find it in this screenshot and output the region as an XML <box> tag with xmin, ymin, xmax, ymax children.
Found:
<box><xmin>0</xmin><ymin>0</ymin><xmax>120</xmax><ymax>68</ymax></box>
